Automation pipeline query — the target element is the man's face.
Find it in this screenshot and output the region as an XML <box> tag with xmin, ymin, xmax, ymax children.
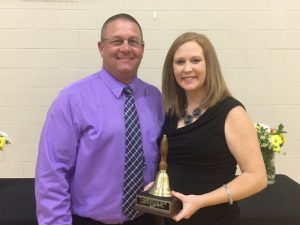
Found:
<box><xmin>98</xmin><ymin>19</ymin><xmax>144</xmax><ymax>83</ymax></box>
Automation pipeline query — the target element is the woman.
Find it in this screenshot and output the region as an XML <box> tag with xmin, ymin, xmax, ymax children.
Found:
<box><xmin>162</xmin><ymin>32</ymin><xmax>267</xmax><ymax>225</ymax></box>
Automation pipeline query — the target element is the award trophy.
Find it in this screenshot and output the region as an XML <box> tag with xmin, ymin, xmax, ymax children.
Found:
<box><xmin>135</xmin><ymin>135</ymin><xmax>182</xmax><ymax>217</ymax></box>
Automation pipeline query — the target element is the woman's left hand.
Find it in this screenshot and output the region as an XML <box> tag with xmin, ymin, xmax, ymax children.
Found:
<box><xmin>171</xmin><ymin>191</ymin><xmax>202</xmax><ymax>222</ymax></box>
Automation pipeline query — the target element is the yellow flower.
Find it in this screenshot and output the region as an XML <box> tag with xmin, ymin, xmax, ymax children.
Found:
<box><xmin>0</xmin><ymin>136</ymin><xmax>5</xmax><ymax>150</ymax></box>
<box><xmin>271</xmin><ymin>135</ymin><xmax>283</xmax><ymax>147</ymax></box>
<box><xmin>272</xmin><ymin>144</ymin><xmax>281</xmax><ymax>152</ymax></box>
<box><xmin>255</xmin><ymin>123</ymin><xmax>286</xmax><ymax>155</ymax></box>
<box><xmin>0</xmin><ymin>132</ymin><xmax>11</xmax><ymax>151</ymax></box>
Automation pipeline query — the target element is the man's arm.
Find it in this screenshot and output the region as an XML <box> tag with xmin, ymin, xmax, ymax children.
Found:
<box><xmin>35</xmin><ymin>91</ymin><xmax>79</xmax><ymax>225</ymax></box>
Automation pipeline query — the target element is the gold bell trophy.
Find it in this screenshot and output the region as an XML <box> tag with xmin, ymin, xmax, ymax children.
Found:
<box><xmin>135</xmin><ymin>135</ymin><xmax>182</xmax><ymax>217</ymax></box>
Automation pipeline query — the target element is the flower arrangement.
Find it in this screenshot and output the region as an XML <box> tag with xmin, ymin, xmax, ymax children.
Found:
<box><xmin>255</xmin><ymin>123</ymin><xmax>286</xmax><ymax>184</ymax></box>
<box><xmin>255</xmin><ymin>123</ymin><xmax>286</xmax><ymax>154</ymax></box>
<box><xmin>0</xmin><ymin>131</ymin><xmax>11</xmax><ymax>151</ymax></box>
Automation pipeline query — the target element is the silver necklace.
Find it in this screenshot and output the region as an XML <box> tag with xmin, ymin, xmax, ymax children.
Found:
<box><xmin>183</xmin><ymin>107</ymin><xmax>202</xmax><ymax>125</ymax></box>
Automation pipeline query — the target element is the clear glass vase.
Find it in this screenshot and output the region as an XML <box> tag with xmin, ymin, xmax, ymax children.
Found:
<box><xmin>262</xmin><ymin>150</ymin><xmax>276</xmax><ymax>184</ymax></box>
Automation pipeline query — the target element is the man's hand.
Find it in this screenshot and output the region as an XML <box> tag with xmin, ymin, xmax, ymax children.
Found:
<box><xmin>143</xmin><ymin>181</ymin><xmax>154</xmax><ymax>192</ymax></box>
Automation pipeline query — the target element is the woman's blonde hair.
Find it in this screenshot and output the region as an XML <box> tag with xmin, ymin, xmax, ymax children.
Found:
<box><xmin>162</xmin><ymin>32</ymin><xmax>231</xmax><ymax>118</ymax></box>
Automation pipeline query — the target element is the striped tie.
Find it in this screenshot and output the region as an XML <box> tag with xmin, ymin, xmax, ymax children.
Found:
<box><xmin>122</xmin><ymin>85</ymin><xmax>144</xmax><ymax>220</ymax></box>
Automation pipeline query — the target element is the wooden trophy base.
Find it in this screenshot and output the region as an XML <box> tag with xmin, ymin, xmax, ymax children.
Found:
<box><xmin>135</xmin><ymin>192</ymin><xmax>182</xmax><ymax>218</ymax></box>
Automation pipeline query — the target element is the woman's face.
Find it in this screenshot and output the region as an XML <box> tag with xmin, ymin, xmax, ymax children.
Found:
<box><xmin>173</xmin><ymin>41</ymin><xmax>206</xmax><ymax>96</ymax></box>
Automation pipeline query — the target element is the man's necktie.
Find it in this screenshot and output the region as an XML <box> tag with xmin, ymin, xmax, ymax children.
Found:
<box><xmin>122</xmin><ymin>85</ymin><xmax>144</xmax><ymax>220</ymax></box>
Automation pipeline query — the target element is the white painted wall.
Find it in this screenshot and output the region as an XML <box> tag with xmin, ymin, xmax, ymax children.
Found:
<box><xmin>0</xmin><ymin>0</ymin><xmax>299</xmax><ymax>182</ymax></box>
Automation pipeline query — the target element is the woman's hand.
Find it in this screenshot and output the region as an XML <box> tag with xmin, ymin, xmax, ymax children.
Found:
<box><xmin>171</xmin><ymin>191</ymin><xmax>202</xmax><ymax>222</ymax></box>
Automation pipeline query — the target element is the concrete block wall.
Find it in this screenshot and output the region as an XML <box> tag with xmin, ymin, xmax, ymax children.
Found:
<box><xmin>0</xmin><ymin>0</ymin><xmax>299</xmax><ymax>182</ymax></box>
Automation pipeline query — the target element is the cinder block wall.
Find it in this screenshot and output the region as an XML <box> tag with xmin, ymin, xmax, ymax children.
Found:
<box><xmin>0</xmin><ymin>0</ymin><xmax>299</xmax><ymax>182</ymax></box>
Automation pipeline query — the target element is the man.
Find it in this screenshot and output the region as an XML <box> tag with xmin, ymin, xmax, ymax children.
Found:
<box><xmin>35</xmin><ymin>13</ymin><xmax>164</xmax><ymax>225</ymax></box>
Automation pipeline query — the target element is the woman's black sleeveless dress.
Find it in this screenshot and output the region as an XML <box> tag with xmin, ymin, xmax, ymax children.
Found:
<box><xmin>164</xmin><ymin>97</ymin><xmax>243</xmax><ymax>225</ymax></box>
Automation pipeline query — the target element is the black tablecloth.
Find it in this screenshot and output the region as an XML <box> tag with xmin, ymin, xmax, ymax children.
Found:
<box><xmin>0</xmin><ymin>178</ymin><xmax>37</xmax><ymax>225</ymax></box>
<box><xmin>239</xmin><ymin>174</ymin><xmax>300</xmax><ymax>225</ymax></box>
<box><xmin>1</xmin><ymin>175</ymin><xmax>300</xmax><ymax>225</ymax></box>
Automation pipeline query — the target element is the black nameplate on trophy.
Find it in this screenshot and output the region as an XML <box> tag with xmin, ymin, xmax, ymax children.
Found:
<box><xmin>135</xmin><ymin>192</ymin><xmax>182</xmax><ymax>218</ymax></box>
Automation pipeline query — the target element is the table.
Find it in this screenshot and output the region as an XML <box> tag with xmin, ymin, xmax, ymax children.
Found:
<box><xmin>1</xmin><ymin>175</ymin><xmax>300</xmax><ymax>225</ymax></box>
<box><xmin>0</xmin><ymin>178</ymin><xmax>37</xmax><ymax>225</ymax></box>
<box><xmin>239</xmin><ymin>174</ymin><xmax>300</xmax><ymax>225</ymax></box>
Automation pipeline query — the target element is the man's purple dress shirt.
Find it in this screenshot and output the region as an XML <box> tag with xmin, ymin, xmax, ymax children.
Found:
<box><xmin>35</xmin><ymin>68</ymin><xmax>164</xmax><ymax>224</ymax></box>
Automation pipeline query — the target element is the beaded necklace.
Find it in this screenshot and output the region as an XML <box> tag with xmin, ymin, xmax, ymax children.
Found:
<box><xmin>183</xmin><ymin>107</ymin><xmax>202</xmax><ymax>125</ymax></box>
